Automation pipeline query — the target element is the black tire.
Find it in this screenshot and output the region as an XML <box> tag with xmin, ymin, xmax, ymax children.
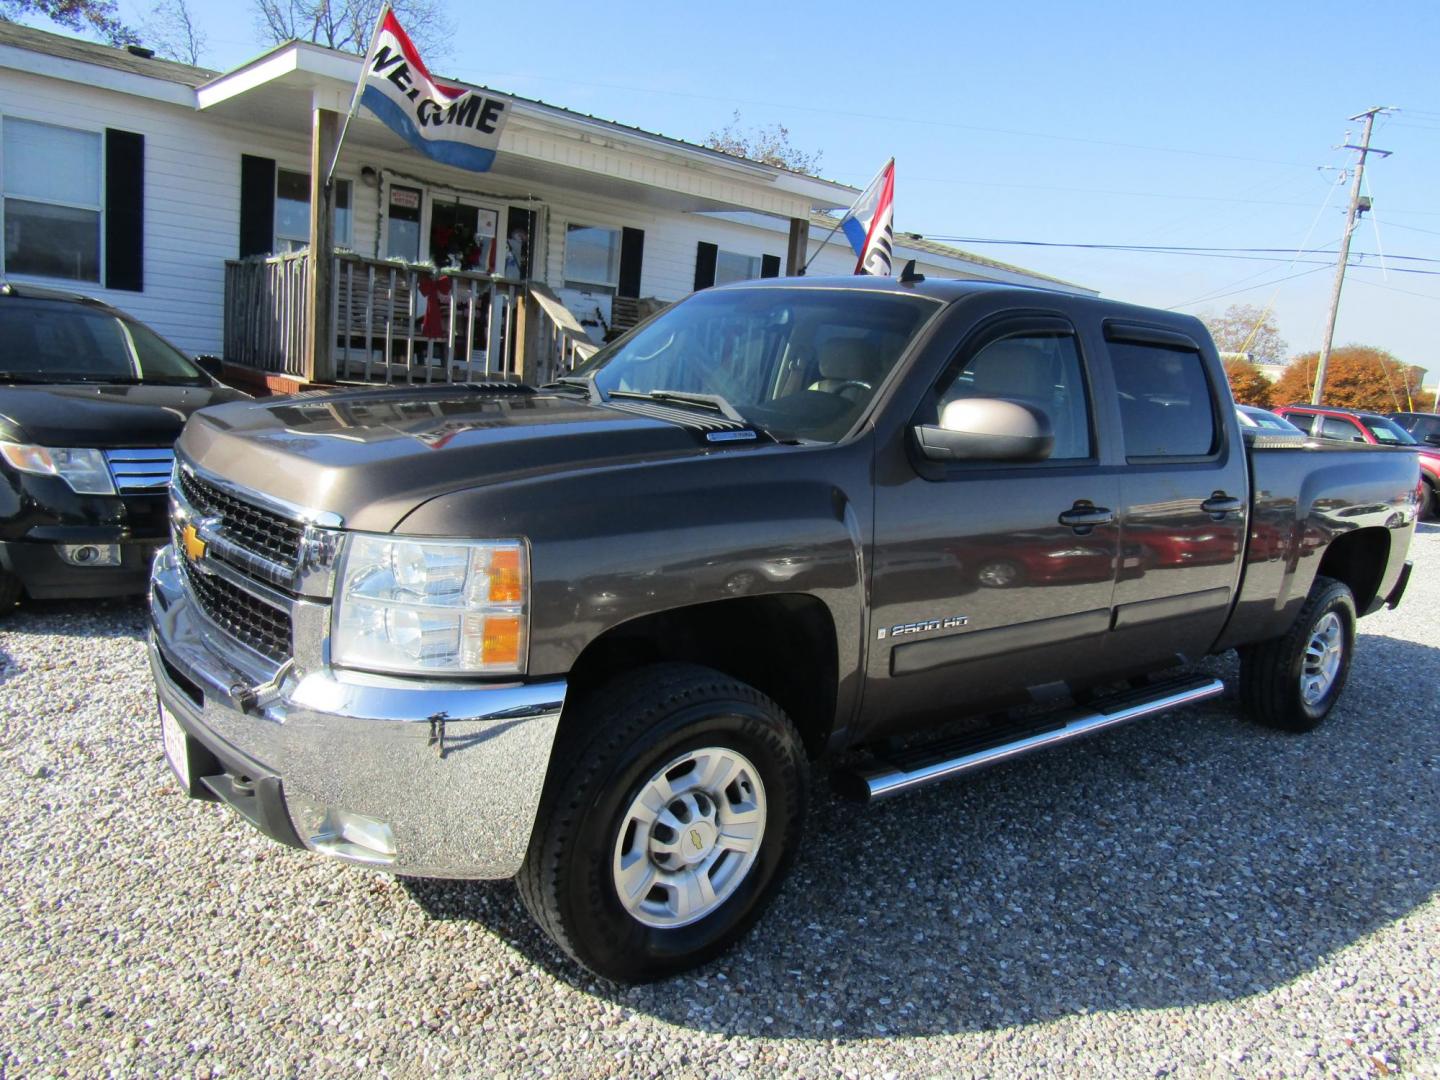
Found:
<box><xmin>517</xmin><ymin>663</ymin><xmax>808</xmax><ymax>982</ymax></box>
<box><xmin>0</xmin><ymin>570</ymin><xmax>21</xmax><ymax>617</ymax></box>
<box><xmin>1422</xmin><ymin>480</ymin><xmax>1438</xmax><ymax>522</ymax></box>
<box><xmin>1239</xmin><ymin>575</ymin><xmax>1356</xmax><ymax>732</ymax></box>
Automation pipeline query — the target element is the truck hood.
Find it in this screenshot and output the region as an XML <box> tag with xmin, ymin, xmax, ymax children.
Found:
<box><xmin>0</xmin><ymin>383</ymin><xmax>245</xmax><ymax>447</ymax></box>
<box><xmin>177</xmin><ymin>386</ymin><xmax>746</xmax><ymax>533</ymax></box>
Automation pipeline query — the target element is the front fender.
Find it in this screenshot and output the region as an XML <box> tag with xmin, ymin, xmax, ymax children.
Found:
<box><xmin>394</xmin><ymin>440</ymin><xmax>872</xmax><ymax>723</ymax></box>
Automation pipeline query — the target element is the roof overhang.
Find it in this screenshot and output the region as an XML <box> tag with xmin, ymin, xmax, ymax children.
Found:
<box><xmin>196</xmin><ymin>42</ymin><xmax>856</xmax><ymax>218</ymax></box>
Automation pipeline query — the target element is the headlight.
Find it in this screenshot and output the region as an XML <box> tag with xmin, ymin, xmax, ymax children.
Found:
<box><xmin>332</xmin><ymin>535</ymin><xmax>528</xmax><ymax>675</ymax></box>
<box><xmin>0</xmin><ymin>442</ymin><xmax>115</xmax><ymax>495</ymax></box>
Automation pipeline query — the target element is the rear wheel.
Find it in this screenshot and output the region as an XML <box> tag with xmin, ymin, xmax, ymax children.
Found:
<box><xmin>517</xmin><ymin>663</ymin><xmax>808</xmax><ymax>982</ymax></box>
<box><xmin>1422</xmin><ymin>480</ymin><xmax>1437</xmax><ymax>521</ymax></box>
<box><xmin>1239</xmin><ymin>575</ymin><xmax>1356</xmax><ymax>732</ymax></box>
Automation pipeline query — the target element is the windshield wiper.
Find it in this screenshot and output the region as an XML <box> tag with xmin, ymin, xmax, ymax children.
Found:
<box><xmin>610</xmin><ymin>388</ymin><xmax>748</xmax><ymax>425</ymax></box>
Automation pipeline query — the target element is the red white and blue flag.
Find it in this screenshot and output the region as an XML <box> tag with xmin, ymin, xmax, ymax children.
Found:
<box><xmin>354</xmin><ymin>7</ymin><xmax>510</xmax><ymax>172</ymax></box>
<box><xmin>840</xmin><ymin>158</ymin><xmax>896</xmax><ymax>275</ymax></box>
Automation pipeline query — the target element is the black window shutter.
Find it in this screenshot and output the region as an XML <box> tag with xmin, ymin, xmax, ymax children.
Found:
<box><xmin>694</xmin><ymin>241</ymin><xmax>718</xmax><ymax>290</ymax></box>
<box><xmin>760</xmin><ymin>254</ymin><xmax>781</xmax><ymax>278</ymax></box>
<box><xmin>618</xmin><ymin>227</ymin><xmax>644</xmax><ymax>298</ymax></box>
<box><xmin>239</xmin><ymin>154</ymin><xmax>277</xmax><ymax>258</ymax></box>
<box><xmin>104</xmin><ymin>129</ymin><xmax>144</xmax><ymax>291</ymax></box>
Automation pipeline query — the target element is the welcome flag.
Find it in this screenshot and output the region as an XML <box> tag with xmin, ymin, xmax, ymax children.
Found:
<box><xmin>353</xmin><ymin>7</ymin><xmax>510</xmax><ymax>172</ymax></box>
<box><xmin>840</xmin><ymin>158</ymin><xmax>896</xmax><ymax>275</ymax></box>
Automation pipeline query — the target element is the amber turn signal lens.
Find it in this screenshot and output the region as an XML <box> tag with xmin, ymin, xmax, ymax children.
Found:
<box><xmin>488</xmin><ymin>548</ymin><xmax>524</xmax><ymax>604</ymax></box>
<box><xmin>482</xmin><ymin>615</ymin><xmax>523</xmax><ymax>667</ymax></box>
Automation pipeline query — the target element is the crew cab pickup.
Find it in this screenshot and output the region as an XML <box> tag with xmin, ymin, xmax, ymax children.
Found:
<box><xmin>148</xmin><ymin>278</ymin><xmax>1417</xmax><ymax>981</ymax></box>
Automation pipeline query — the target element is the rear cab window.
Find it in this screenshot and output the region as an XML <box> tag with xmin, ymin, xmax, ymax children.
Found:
<box><xmin>1105</xmin><ymin>325</ymin><xmax>1219</xmax><ymax>460</ymax></box>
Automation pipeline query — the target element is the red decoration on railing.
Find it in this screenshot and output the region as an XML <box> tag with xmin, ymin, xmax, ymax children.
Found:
<box><xmin>417</xmin><ymin>273</ymin><xmax>453</xmax><ymax>339</ymax></box>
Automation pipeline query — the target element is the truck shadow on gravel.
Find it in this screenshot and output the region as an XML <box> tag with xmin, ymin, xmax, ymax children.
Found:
<box><xmin>404</xmin><ymin>631</ymin><xmax>1439</xmax><ymax>1038</ymax></box>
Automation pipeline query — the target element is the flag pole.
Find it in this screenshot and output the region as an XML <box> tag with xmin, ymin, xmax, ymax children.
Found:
<box><xmin>803</xmin><ymin>157</ymin><xmax>890</xmax><ymax>272</ymax></box>
<box><xmin>324</xmin><ymin>1</ymin><xmax>391</xmax><ymax>186</ymax></box>
<box><xmin>801</xmin><ymin>216</ymin><xmax>845</xmax><ymax>273</ymax></box>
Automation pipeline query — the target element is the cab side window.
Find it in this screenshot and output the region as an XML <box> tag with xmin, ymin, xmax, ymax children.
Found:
<box><xmin>936</xmin><ymin>332</ymin><xmax>1092</xmax><ymax>460</ymax></box>
<box><xmin>1285</xmin><ymin>411</ymin><xmax>1316</xmax><ymax>435</ymax></box>
<box><xmin>1109</xmin><ymin>341</ymin><xmax>1218</xmax><ymax>459</ymax></box>
<box><xmin>1321</xmin><ymin>416</ymin><xmax>1365</xmax><ymax>443</ymax></box>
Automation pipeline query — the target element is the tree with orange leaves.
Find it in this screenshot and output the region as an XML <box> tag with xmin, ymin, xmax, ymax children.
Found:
<box><xmin>1271</xmin><ymin>345</ymin><xmax>1428</xmax><ymax>412</ymax></box>
<box><xmin>1224</xmin><ymin>358</ymin><xmax>1274</xmax><ymax>408</ymax></box>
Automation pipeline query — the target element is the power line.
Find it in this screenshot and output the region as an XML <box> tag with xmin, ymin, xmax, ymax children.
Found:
<box><xmin>456</xmin><ymin>67</ymin><xmax>1324</xmax><ymax>170</ymax></box>
<box><xmin>914</xmin><ymin>237</ymin><xmax>1440</xmax><ymax>263</ymax></box>
<box><xmin>1170</xmin><ymin>265</ymin><xmax>1332</xmax><ymax>308</ymax></box>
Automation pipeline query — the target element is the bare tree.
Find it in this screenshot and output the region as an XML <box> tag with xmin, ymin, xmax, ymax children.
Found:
<box><xmin>0</xmin><ymin>0</ymin><xmax>137</xmax><ymax>45</ymax></box>
<box><xmin>705</xmin><ymin>110</ymin><xmax>824</xmax><ymax>176</ymax></box>
<box><xmin>254</xmin><ymin>0</ymin><xmax>451</xmax><ymax>61</ymax></box>
<box><xmin>1200</xmin><ymin>303</ymin><xmax>1288</xmax><ymax>366</ymax></box>
<box><xmin>142</xmin><ymin>0</ymin><xmax>205</xmax><ymax>64</ymax></box>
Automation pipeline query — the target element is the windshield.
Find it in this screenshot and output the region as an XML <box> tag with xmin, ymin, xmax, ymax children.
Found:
<box><xmin>0</xmin><ymin>298</ymin><xmax>207</xmax><ymax>385</ymax></box>
<box><xmin>570</xmin><ymin>287</ymin><xmax>943</xmax><ymax>442</ymax></box>
<box><xmin>1361</xmin><ymin>416</ymin><xmax>1416</xmax><ymax>445</ymax></box>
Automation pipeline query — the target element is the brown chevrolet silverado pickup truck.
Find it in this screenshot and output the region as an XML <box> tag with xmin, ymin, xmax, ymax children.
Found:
<box><xmin>149</xmin><ymin>277</ymin><xmax>1417</xmax><ymax>981</ymax></box>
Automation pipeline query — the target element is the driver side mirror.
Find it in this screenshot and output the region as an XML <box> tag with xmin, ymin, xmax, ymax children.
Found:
<box><xmin>914</xmin><ymin>398</ymin><xmax>1054</xmax><ymax>462</ymax></box>
<box><xmin>193</xmin><ymin>354</ymin><xmax>224</xmax><ymax>379</ymax></box>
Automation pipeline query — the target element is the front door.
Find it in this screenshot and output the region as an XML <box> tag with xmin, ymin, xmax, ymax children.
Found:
<box><xmin>865</xmin><ymin>316</ymin><xmax>1122</xmax><ymax>736</ymax></box>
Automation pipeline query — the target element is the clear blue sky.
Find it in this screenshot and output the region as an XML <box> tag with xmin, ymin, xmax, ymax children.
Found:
<box><xmin>52</xmin><ymin>1</ymin><xmax>1440</xmax><ymax>383</ymax></box>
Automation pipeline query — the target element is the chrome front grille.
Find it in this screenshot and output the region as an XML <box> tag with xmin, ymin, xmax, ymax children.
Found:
<box><xmin>180</xmin><ymin>557</ymin><xmax>293</xmax><ymax>663</ymax></box>
<box><xmin>177</xmin><ymin>466</ymin><xmax>303</xmax><ymax>570</ymax></box>
<box><xmin>104</xmin><ymin>447</ymin><xmax>174</xmax><ymax>493</ymax></box>
<box><xmin>168</xmin><ymin>459</ymin><xmax>344</xmax><ymax>668</ymax></box>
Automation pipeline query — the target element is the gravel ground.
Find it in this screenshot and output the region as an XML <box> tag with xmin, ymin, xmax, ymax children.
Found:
<box><xmin>3</xmin><ymin>528</ymin><xmax>1438</xmax><ymax>1079</ymax></box>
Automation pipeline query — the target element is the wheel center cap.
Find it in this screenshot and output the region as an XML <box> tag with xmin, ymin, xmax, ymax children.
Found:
<box><xmin>676</xmin><ymin>820</ymin><xmax>718</xmax><ymax>865</ymax></box>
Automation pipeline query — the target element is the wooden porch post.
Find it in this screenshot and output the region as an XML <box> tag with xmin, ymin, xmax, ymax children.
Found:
<box><xmin>304</xmin><ymin>106</ymin><xmax>341</xmax><ymax>384</ymax></box>
<box><xmin>785</xmin><ymin>216</ymin><xmax>808</xmax><ymax>277</ymax></box>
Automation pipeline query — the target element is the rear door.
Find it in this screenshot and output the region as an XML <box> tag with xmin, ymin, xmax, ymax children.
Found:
<box><xmin>1100</xmin><ymin>322</ymin><xmax>1248</xmax><ymax>668</ymax></box>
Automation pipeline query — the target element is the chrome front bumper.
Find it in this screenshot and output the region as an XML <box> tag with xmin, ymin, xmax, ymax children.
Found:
<box><xmin>149</xmin><ymin>545</ymin><xmax>566</xmax><ymax>879</ymax></box>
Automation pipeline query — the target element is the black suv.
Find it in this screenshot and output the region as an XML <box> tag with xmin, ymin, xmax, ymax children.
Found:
<box><xmin>0</xmin><ymin>283</ymin><xmax>245</xmax><ymax>611</ymax></box>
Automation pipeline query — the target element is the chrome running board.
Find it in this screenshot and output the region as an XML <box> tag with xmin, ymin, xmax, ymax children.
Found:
<box><xmin>841</xmin><ymin>673</ymin><xmax>1225</xmax><ymax>802</ymax></box>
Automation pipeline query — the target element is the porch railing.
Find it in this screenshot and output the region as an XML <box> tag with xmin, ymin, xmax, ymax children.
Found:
<box><xmin>223</xmin><ymin>252</ymin><xmax>600</xmax><ymax>387</ymax></box>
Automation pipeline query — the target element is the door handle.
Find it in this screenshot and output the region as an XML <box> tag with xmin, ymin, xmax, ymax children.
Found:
<box><xmin>1201</xmin><ymin>494</ymin><xmax>1244</xmax><ymax>518</ymax></box>
<box><xmin>1058</xmin><ymin>504</ymin><xmax>1115</xmax><ymax>530</ymax></box>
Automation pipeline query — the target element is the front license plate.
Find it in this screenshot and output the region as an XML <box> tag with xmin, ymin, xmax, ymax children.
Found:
<box><xmin>160</xmin><ymin>701</ymin><xmax>189</xmax><ymax>787</ymax></box>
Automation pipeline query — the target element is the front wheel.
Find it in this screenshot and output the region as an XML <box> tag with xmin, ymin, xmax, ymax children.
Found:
<box><xmin>517</xmin><ymin>663</ymin><xmax>808</xmax><ymax>982</ymax></box>
<box><xmin>1239</xmin><ymin>575</ymin><xmax>1356</xmax><ymax>732</ymax></box>
<box><xmin>0</xmin><ymin>570</ymin><xmax>21</xmax><ymax>617</ymax></box>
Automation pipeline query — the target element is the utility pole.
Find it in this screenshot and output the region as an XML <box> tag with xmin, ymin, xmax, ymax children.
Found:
<box><xmin>1311</xmin><ymin>107</ymin><xmax>1392</xmax><ymax>405</ymax></box>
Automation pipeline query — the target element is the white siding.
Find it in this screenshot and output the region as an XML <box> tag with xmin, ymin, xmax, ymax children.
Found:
<box><xmin>0</xmin><ymin>61</ymin><xmax>1085</xmax><ymax>365</ymax></box>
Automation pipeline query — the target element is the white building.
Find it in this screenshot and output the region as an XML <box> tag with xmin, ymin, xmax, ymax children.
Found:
<box><xmin>0</xmin><ymin>22</ymin><xmax>1091</xmax><ymax>389</ymax></box>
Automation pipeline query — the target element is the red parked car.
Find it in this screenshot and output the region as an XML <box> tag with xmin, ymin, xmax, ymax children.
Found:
<box><xmin>1275</xmin><ymin>404</ymin><xmax>1439</xmax><ymax>518</ymax></box>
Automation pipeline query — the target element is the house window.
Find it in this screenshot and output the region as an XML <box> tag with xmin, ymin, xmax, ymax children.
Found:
<box><xmin>429</xmin><ymin>198</ymin><xmax>498</xmax><ymax>272</ymax></box>
<box><xmin>386</xmin><ymin>184</ymin><xmax>422</xmax><ymax>262</ymax></box>
<box><xmin>2</xmin><ymin>118</ymin><xmax>102</xmax><ymax>283</ymax></box>
<box><xmin>713</xmin><ymin>250</ymin><xmax>762</xmax><ymax>286</ymax></box>
<box><xmin>274</xmin><ymin>168</ymin><xmax>351</xmax><ymax>253</ymax></box>
<box><xmin>564</xmin><ymin>224</ymin><xmax>621</xmax><ymax>293</ymax></box>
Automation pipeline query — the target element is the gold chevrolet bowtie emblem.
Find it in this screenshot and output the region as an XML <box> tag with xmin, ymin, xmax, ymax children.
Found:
<box><xmin>181</xmin><ymin>523</ymin><xmax>207</xmax><ymax>563</ymax></box>
<box><xmin>689</xmin><ymin>829</ymin><xmax>704</xmax><ymax>851</ymax></box>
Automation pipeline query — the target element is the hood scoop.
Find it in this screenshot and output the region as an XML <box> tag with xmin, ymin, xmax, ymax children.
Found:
<box><xmin>601</xmin><ymin>398</ymin><xmax>757</xmax><ymax>440</ymax></box>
